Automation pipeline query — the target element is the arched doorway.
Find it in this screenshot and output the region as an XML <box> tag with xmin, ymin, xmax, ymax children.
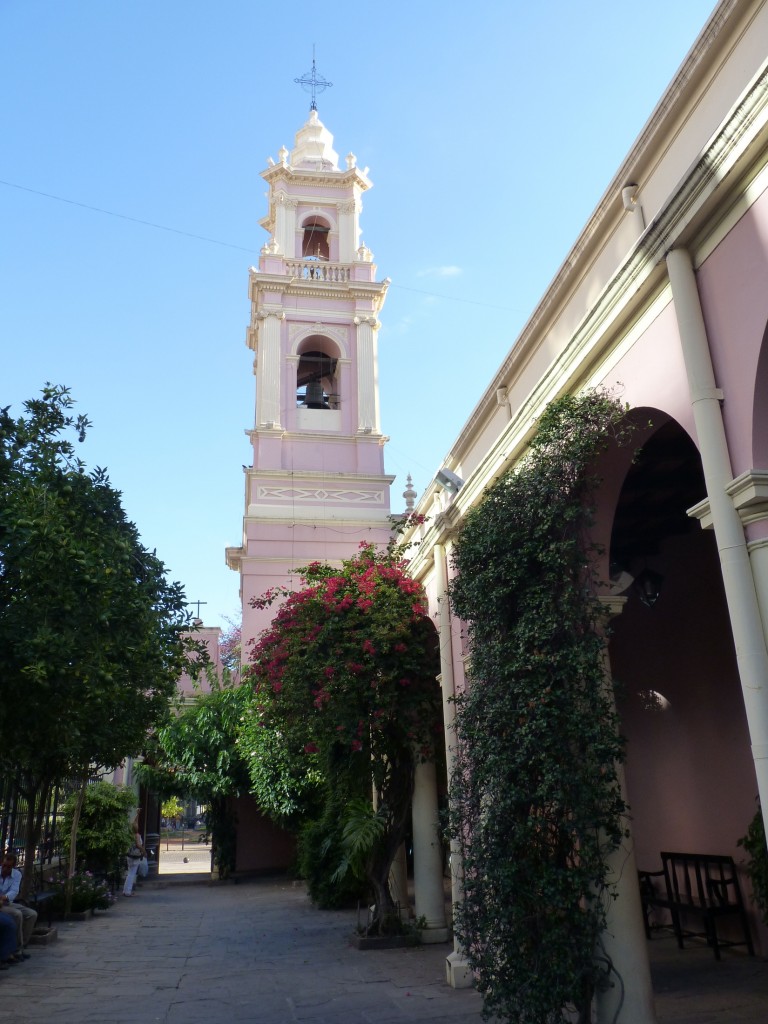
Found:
<box><xmin>607</xmin><ymin>417</ymin><xmax>758</xmax><ymax>881</ymax></box>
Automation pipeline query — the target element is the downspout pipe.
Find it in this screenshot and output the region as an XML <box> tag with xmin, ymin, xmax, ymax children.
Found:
<box><xmin>667</xmin><ymin>247</ymin><xmax>768</xmax><ymax>815</ymax></box>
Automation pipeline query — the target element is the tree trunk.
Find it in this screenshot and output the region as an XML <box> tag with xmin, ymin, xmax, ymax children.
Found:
<box><xmin>64</xmin><ymin>775</ymin><xmax>89</xmax><ymax>916</ymax></box>
<box><xmin>366</xmin><ymin>754</ymin><xmax>415</xmax><ymax>935</ymax></box>
<box><xmin>19</xmin><ymin>775</ymin><xmax>51</xmax><ymax>901</ymax></box>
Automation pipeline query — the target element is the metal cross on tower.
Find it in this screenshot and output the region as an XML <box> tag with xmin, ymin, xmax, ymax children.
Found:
<box><xmin>294</xmin><ymin>48</ymin><xmax>333</xmax><ymax>111</ymax></box>
<box><xmin>188</xmin><ymin>600</ymin><xmax>207</xmax><ymax>619</ymax></box>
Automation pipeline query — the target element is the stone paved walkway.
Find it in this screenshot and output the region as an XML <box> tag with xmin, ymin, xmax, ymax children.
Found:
<box><xmin>2</xmin><ymin>876</ymin><xmax>767</xmax><ymax>1023</ymax></box>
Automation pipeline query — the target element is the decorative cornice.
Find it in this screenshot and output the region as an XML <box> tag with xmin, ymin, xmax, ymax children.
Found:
<box><xmin>261</xmin><ymin>164</ymin><xmax>372</xmax><ymax>193</ymax></box>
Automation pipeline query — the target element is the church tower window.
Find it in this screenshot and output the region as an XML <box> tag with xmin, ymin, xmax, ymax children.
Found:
<box><xmin>301</xmin><ymin>218</ymin><xmax>330</xmax><ymax>260</ymax></box>
<box><xmin>296</xmin><ymin>343</ymin><xmax>339</xmax><ymax>409</ymax></box>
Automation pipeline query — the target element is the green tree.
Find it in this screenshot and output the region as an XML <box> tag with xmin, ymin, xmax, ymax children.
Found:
<box><xmin>136</xmin><ymin>673</ymin><xmax>251</xmax><ymax>878</ymax></box>
<box><xmin>449</xmin><ymin>392</ymin><xmax>635</xmax><ymax>1024</ymax></box>
<box><xmin>161</xmin><ymin>796</ymin><xmax>185</xmax><ymax>823</ymax></box>
<box><xmin>243</xmin><ymin>543</ymin><xmax>441</xmax><ymax>933</ymax></box>
<box><xmin>0</xmin><ymin>385</ymin><xmax>190</xmax><ymax>890</ymax></box>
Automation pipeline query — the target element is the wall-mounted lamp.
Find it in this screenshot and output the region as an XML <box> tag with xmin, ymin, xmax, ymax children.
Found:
<box><xmin>435</xmin><ymin>468</ymin><xmax>464</xmax><ymax>494</ymax></box>
<box><xmin>638</xmin><ymin>689</ymin><xmax>672</xmax><ymax>713</ymax></box>
<box><xmin>633</xmin><ymin>568</ymin><xmax>664</xmax><ymax>608</ymax></box>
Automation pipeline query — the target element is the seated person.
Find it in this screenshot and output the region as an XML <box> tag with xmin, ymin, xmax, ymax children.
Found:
<box><xmin>0</xmin><ymin>913</ymin><xmax>17</xmax><ymax>968</ymax></box>
<box><xmin>0</xmin><ymin>852</ymin><xmax>37</xmax><ymax>959</ymax></box>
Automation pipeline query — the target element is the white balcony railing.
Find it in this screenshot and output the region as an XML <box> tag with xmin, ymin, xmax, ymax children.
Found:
<box><xmin>285</xmin><ymin>259</ymin><xmax>351</xmax><ymax>283</ymax></box>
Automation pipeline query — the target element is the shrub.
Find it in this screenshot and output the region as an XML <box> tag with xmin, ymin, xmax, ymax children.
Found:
<box><xmin>46</xmin><ymin>870</ymin><xmax>115</xmax><ymax>914</ymax></box>
<box><xmin>62</xmin><ymin>782</ymin><xmax>135</xmax><ymax>875</ymax></box>
<box><xmin>738</xmin><ymin>800</ymin><xmax>768</xmax><ymax>925</ymax></box>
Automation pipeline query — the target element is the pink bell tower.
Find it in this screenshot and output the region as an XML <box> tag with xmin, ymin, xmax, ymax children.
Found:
<box><xmin>226</xmin><ymin>107</ymin><xmax>395</xmax><ymax>647</ymax></box>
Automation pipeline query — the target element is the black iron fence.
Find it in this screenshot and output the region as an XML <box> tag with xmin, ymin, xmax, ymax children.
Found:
<box><xmin>0</xmin><ymin>771</ymin><xmax>81</xmax><ymax>884</ymax></box>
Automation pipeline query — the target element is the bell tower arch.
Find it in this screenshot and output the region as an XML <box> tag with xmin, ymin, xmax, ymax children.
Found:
<box><xmin>226</xmin><ymin>109</ymin><xmax>394</xmax><ymax>644</ymax></box>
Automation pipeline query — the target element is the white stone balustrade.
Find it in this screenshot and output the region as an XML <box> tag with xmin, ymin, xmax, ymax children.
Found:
<box><xmin>285</xmin><ymin>260</ymin><xmax>351</xmax><ymax>282</ymax></box>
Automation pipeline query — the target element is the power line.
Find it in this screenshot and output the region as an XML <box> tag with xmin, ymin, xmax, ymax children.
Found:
<box><xmin>0</xmin><ymin>177</ymin><xmax>525</xmax><ymax>312</ymax></box>
<box><xmin>0</xmin><ymin>178</ymin><xmax>258</xmax><ymax>254</ymax></box>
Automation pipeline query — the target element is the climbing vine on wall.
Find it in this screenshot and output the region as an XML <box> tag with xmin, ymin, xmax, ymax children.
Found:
<box><xmin>449</xmin><ymin>391</ymin><xmax>636</xmax><ymax>1024</ymax></box>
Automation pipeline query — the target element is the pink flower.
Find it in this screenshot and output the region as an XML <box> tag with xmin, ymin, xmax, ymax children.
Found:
<box><xmin>304</xmin><ymin>742</ymin><xmax>319</xmax><ymax>754</ymax></box>
<box><xmin>362</xmin><ymin>639</ymin><xmax>376</xmax><ymax>656</ymax></box>
<box><xmin>351</xmin><ymin>740</ymin><xmax>362</xmax><ymax>752</ymax></box>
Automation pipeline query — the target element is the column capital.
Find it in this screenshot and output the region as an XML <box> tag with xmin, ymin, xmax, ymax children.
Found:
<box><xmin>353</xmin><ymin>315</ymin><xmax>380</xmax><ymax>329</ymax></box>
<box><xmin>255</xmin><ymin>309</ymin><xmax>286</xmax><ymax>322</ymax></box>
<box><xmin>598</xmin><ymin>594</ymin><xmax>628</xmax><ymax>620</ymax></box>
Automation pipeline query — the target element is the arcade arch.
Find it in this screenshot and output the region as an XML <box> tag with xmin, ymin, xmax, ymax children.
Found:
<box><xmin>601</xmin><ymin>417</ymin><xmax>757</xmax><ymax>875</ymax></box>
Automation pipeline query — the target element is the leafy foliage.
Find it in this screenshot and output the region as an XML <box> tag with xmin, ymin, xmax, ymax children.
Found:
<box><xmin>738</xmin><ymin>800</ymin><xmax>768</xmax><ymax>926</ymax></box>
<box><xmin>161</xmin><ymin>796</ymin><xmax>185</xmax><ymax>822</ymax></box>
<box><xmin>244</xmin><ymin>544</ymin><xmax>441</xmax><ymax>931</ymax></box>
<box><xmin>61</xmin><ymin>781</ymin><xmax>135</xmax><ymax>875</ymax></box>
<box><xmin>449</xmin><ymin>391</ymin><xmax>634</xmax><ymax>1023</ymax></box>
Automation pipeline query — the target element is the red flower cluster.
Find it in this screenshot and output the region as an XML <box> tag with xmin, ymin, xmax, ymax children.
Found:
<box><xmin>246</xmin><ymin>545</ymin><xmax>441</xmax><ymax>761</ymax></box>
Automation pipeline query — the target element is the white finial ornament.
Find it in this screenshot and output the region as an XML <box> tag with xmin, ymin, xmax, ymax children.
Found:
<box><xmin>403</xmin><ymin>473</ymin><xmax>417</xmax><ymax>512</ymax></box>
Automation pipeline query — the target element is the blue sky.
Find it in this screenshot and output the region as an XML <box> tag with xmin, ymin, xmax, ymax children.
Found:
<box><xmin>2</xmin><ymin>0</ymin><xmax>716</xmax><ymax>629</ymax></box>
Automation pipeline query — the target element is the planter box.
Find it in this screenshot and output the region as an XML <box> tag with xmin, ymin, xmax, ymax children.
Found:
<box><xmin>29</xmin><ymin>926</ymin><xmax>58</xmax><ymax>946</ymax></box>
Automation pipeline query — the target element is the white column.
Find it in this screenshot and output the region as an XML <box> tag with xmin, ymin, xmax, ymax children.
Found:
<box><xmin>337</xmin><ymin>200</ymin><xmax>357</xmax><ymax>262</ymax></box>
<box><xmin>255</xmin><ymin>311</ymin><xmax>283</xmax><ymax>429</ymax></box>
<box><xmin>434</xmin><ymin>542</ymin><xmax>473</xmax><ymax>988</ymax></box>
<box><xmin>596</xmin><ymin>597</ymin><xmax>657</xmax><ymax>1024</ymax></box>
<box><xmin>273</xmin><ymin>192</ymin><xmax>287</xmax><ymax>254</ymax></box>
<box><xmin>354</xmin><ymin>316</ymin><xmax>380</xmax><ymax>434</ymax></box>
<box><xmin>273</xmin><ymin>193</ymin><xmax>297</xmax><ymax>256</ymax></box>
<box><xmin>412</xmin><ymin>759</ymin><xmax>449</xmax><ymax>942</ymax></box>
<box><xmin>667</xmin><ymin>248</ymin><xmax>768</xmax><ymax>816</ymax></box>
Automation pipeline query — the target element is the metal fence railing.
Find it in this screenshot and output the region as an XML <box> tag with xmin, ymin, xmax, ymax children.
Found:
<box><xmin>0</xmin><ymin>772</ymin><xmax>81</xmax><ymax>887</ymax></box>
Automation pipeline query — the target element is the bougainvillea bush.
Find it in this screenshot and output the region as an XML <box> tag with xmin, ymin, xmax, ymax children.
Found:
<box><xmin>450</xmin><ymin>392</ymin><xmax>635</xmax><ymax>1024</ymax></box>
<box><xmin>242</xmin><ymin>543</ymin><xmax>441</xmax><ymax>932</ymax></box>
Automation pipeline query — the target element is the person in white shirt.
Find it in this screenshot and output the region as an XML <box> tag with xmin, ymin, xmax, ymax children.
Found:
<box><xmin>0</xmin><ymin>852</ymin><xmax>37</xmax><ymax>960</ymax></box>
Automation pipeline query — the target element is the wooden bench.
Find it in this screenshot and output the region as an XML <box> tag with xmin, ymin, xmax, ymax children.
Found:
<box><xmin>638</xmin><ymin>851</ymin><xmax>754</xmax><ymax>960</ymax></box>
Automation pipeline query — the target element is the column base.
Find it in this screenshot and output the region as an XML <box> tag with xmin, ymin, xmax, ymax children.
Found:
<box><xmin>420</xmin><ymin>925</ymin><xmax>450</xmax><ymax>944</ymax></box>
<box><xmin>446</xmin><ymin>949</ymin><xmax>473</xmax><ymax>988</ymax></box>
